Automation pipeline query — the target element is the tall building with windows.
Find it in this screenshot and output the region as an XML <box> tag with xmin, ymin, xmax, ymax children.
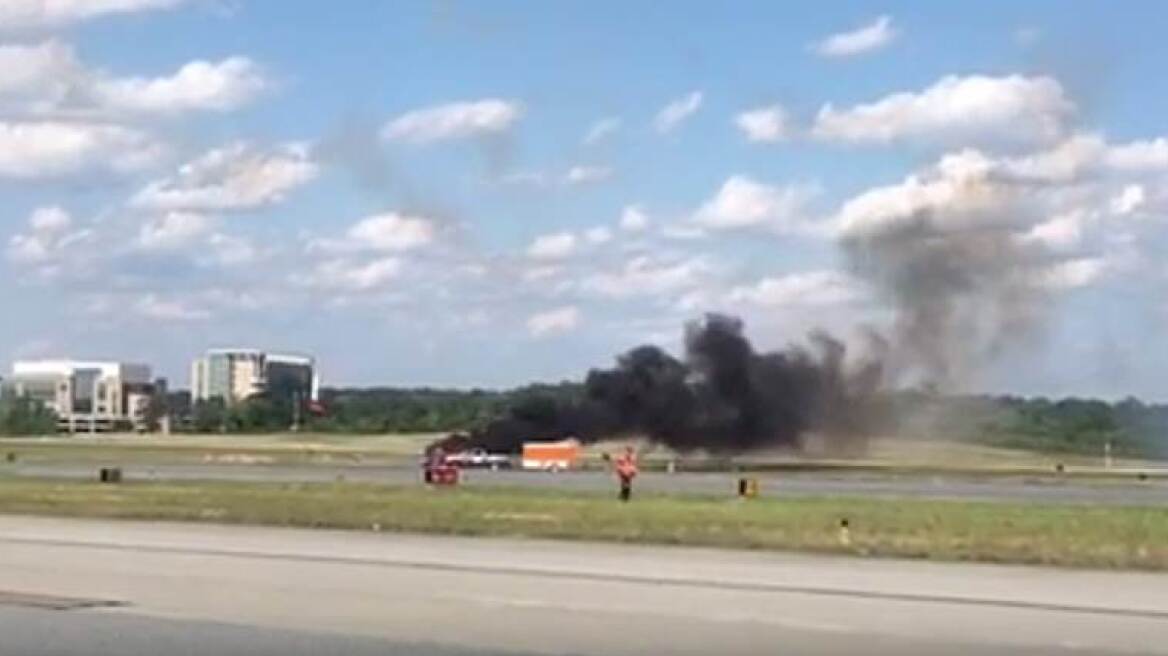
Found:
<box><xmin>1</xmin><ymin>360</ymin><xmax>155</xmax><ymax>433</ymax></box>
<box><xmin>190</xmin><ymin>349</ymin><xmax>318</xmax><ymax>404</ymax></box>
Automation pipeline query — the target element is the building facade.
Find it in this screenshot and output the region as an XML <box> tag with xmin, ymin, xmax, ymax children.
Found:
<box><xmin>190</xmin><ymin>349</ymin><xmax>318</xmax><ymax>405</ymax></box>
<box><xmin>1</xmin><ymin>360</ymin><xmax>155</xmax><ymax>433</ymax></box>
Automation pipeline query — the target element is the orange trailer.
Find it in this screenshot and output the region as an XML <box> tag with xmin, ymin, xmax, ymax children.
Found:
<box><xmin>521</xmin><ymin>439</ymin><xmax>581</xmax><ymax>471</ymax></box>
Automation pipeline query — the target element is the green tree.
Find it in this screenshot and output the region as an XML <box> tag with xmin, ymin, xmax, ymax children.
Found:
<box><xmin>191</xmin><ymin>397</ymin><xmax>228</xmax><ymax>433</ymax></box>
<box><xmin>0</xmin><ymin>395</ymin><xmax>57</xmax><ymax>436</ymax></box>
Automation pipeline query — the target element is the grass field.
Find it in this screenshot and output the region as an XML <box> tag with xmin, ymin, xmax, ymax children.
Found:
<box><xmin>0</xmin><ymin>477</ymin><xmax>1164</xmax><ymax>570</ymax></box>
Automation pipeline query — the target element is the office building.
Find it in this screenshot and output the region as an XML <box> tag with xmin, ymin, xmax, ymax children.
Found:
<box><xmin>190</xmin><ymin>349</ymin><xmax>318</xmax><ymax>404</ymax></box>
<box><xmin>1</xmin><ymin>360</ymin><xmax>155</xmax><ymax>433</ymax></box>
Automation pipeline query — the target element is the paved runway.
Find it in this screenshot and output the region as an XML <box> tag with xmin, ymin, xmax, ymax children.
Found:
<box><xmin>6</xmin><ymin>461</ymin><xmax>1168</xmax><ymax>505</ymax></box>
<box><xmin>1</xmin><ymin>515</ymin><xmax>1166</xmax><ymax>655</ymax></box>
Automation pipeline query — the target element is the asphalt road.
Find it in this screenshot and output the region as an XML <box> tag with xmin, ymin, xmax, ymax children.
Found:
<box><xmin>6</xmin><ymin>461</ymin><xmax>1168</xmax><ymax>505</ymax></box>
<box><xmin>1</xmin><ymin>516</ymin><xmax>1167</xmax><ymax>655</ymax></box>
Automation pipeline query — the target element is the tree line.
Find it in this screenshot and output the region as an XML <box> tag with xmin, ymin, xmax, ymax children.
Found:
<box><xmin>3</xmin><ymin>383</ymin><xmax>1166</xmax><ymax>458</ymax></box>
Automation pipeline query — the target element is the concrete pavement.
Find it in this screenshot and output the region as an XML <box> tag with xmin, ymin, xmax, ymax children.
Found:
<box><xmin>1</xmin><ymin>515</ymin><xmax>1166</xmax><ymax>655</ymax></box>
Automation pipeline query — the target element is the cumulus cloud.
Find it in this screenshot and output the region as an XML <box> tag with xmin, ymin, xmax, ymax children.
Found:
<box><xmin>692</xmin><ymin>175</ymin><xmax>819</xmax><ymax>233</ymax></box>
<box><xmin>6</xmin><ymin>206</ymin><xmax>91</xmax><ymax>264</ymax></box>
<box><xmin>130</xmin><ymin>142</ymin><xmax>317</xmax><ymax>212</ymax></box>
<box><xmin>298</xmin><ymin>257</ymin><xmax>403</xmax><ymax>291</ymax></box>
<box><xmin>527</xmin><ymin>231</ymin><xmax>577</xmax><ymax>260</ymax></box>
<box><xmin>653</xmin><ymin>91</ymin><xmax>702</xmax><ymax>133</ymax></box>
<box><xmin>812</xmin><ymin>74</ymin><xmax>1074</xmax><ymax>145</ymax></box>
<box><xmin>833</xmin><ymin>151</ymin><xmax>1007</xmax><ymax>239</ymax></box>
<box><xmin>0</xmin><ymin>40</ymin><xmax>80</xmax><ymax>101</ymax></box>
<box><xmin>527</xmin><ymin>305</ymin><xmax>580</xmax><ymax>337</ymax></box>
<box><xmin>0</xmin><ymin>0</ymin><xmax>184</xmax><ymax>31</ymax></box>
<box><xmin>306</xmin><ymin>212</ymin><xmax>440</xmax><ymax>257</ymax></box>
<box><xmin>1105</xmin><ymin>137</ymin><xmax>1168</xmax><ymax>171</ymax></box>
<box><xmin>0</xmin><ymin>120</ymin><xmax>163</xmax><ymax>178</ymax></box>
<box><xmin>729</xmin><ymin>270</ymin><xmax>867</xmax><ymax>307</ymax></box>
<box><xmin>381</xmin><ymin>99</ymin><xmax>523</xmax><ymax>143</ymax></box>
<box><xmin>92</xmin><ymin>57</ymin><xmax>268</xmax><ymax>114</ymax></box>
<box><xmin>1110</xmin><ymin>185</ymin><xmax>1146</xmax><ymax>216</ymax></box>
<box><xmin>136</xmin><ymin>211</ymin><xmax>214</xmax><ymax>250</ymax></box>
<box><xmin>582</xmin><ymin>117</ymin><xmax>620</xmax><ymax>145</ymax></box>
<box><xmin>1022</xmin><ymin>211</ymin><xmax>1085</xmax><ymax>251</ymax></box>
<box><xmin>0</xmin><ymin>40</ymin><xmax>265</xmax><ymax>117</ymax></box>
<box><xmin>584</xmin><ymin>226</ymin><xmax>612</xmax><ymax>245</ymax></box>
<box><xmin>203</xmin><ymin>232</ymin><xmax>256</xmax><ymax>267</ymax></box>
<box><xmin>812</xmin><ymin>15</ymin><xmax>897</xmax><ymax>58</ymax></box>
<box><xmin>735</xmin><ymin>105</ymin><xmax>789</xmax><ymax>143</ymax></box>
<box><xmin>343</xmin><ymin>213</ymin><xmax>437</xmax><ymax>252</ymax></box>
<box><xmin>563</xmin><ymin>165</ymin><xmax>612</xmax><ymax>185</ymax></box>
<box><xmin>619</xmin><ymin>204</ymin><xmax>650</xmax><ymax>232</ymax></box>
<box><xmin>582</xmin><ymin>255</ymin><xmax>710</xmax><ymax>299</ymax></box>
<box><xmin>1039</xmin><ymin>257</ymin><xmax>1108</xmax><ymax>290</ymax></box>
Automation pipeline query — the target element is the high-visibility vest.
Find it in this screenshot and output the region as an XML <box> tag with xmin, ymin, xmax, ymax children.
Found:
<box><xmin>615</xmin><ymin>454</ymin><xmax>638</xmax><ymax>479</ymax></box>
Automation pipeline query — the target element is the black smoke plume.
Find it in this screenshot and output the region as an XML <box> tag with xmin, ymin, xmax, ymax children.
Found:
<box><xmin>445</xmin><ymin>314</ymin><xmax>886</xmax><ymax>455</ymax></box>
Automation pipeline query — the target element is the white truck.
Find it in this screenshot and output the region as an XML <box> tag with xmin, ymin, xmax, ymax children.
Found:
<box><xmin>443</xmin><ymin>448</ymin><xmax>512</xmax><ymax>469</ymax></box>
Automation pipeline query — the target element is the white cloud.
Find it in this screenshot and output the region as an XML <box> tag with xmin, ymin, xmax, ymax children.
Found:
<box><xmin>0</xmin><ymin>40</ymin><xmax>79</xmax><ymax>100</ymax></box>
<box><xmin>299</xmin><ymin>257</ymin><xmax>403</xmax><ymax>291</ymax></box>
<box><xmin>0</xmin><ymin>0</ymin><xmax>184</xmax><ymax>30</ymax></box>
<box><xmin>1022</xmin><ymin>211</ymin><xmax>1086</xmax><ymax>251</ymax></box>
<box><xmin>522</xmin><ymin>264</ymin><xmax>561</xmax><ymax>282</ymax></box>
<box><xmin>1105</xmin><ymin>138</ymin><xmax>1168</xmax><ymax>171</ymax></box>
<box><xmin>999</xmin><ymin>134</ymin><xmax>1105</xmax><ymax>182</ymax></box>
<box><xmin>0</xmin><ymin>120</ymin><xmax>163</xmax><ymax>178</ymax></box>
<box><xmin>381</xmin><ymin>99</ymin><xmax>523</xmax><ymax>143</ymax></box>
<box><xmin>729</xmin><ymin>270</ymin><xmax>866</xmax><ymax>307</ymax></box>
<box><xmin>136</xmin><ymin>211</ymin><xmax>213</xmax><ymax>250</ymax></box>
<box><xmin>833</xmin><ymin>150</ymin><xmax>1009</xmax><ymax>239</ymax></box>
<box><xmin>131</xmin><ymin>142</ymin><xmax>317</xmax><ymax>212</ymax></box>
<box><xmin>582</xmin><ymin>117</ymin><xmax>620</xmax><ymax>145</ymax></box>
<box><xmin>619</xmin><ymin>204</ymin><xmax>650</xmax><ymax>232</ymax></box>
<box><xmin>308</xmin><ymin>212</ymin><xmax>439</xmax><ymax>256</ymax></box>
<box><xmin>653</xmin><ymin>91</ymin><xmax>702</xmax><ymax>133</ymax></box>
<box><xmin>584</xmin><ymin>226</ymin><xmax>612</xmax><ymax>245</ymax></box>
<box><xmin>812</xmin><ymin>74</ymin><xmax>1074</xmax><ymax>144</ymax></box>
<box><xmin>693</xmin><ymin>175</ymin><xmax>819</xmax><ymax>232</ymax></box>
<box><xmin>527</xmin><ymin>305</ymin><xmax>580</xmax><ymax>337</ymax></box>
<box><xmin>582</xmin><ymin>255</ymin><xmax>709</xmax><ymax>299</ymax></box>
<box><xmin>813</xmin><ymin>15</ymin><xmax>897</xmax><ymax>58</ymax></box>
<box><xmin>345</xmin><ymin>213</ymin><xmax>437</xmax><ymax>252</ymax></box>
<box><xmin>7</xmin><ymin>206</ymin><xmax>90</xmax><ymax>264</ymax></box>
<box><xmin>133</xmin><ymin>293</ymin><xmax>210</xmax><ymax>321</ymax></box>
<box><xmin>204</xmin><ymin>232</ymin><xmax>256</xmax><ymax>267</ymax></box>
<box><xmin>1110</xmin><ymin>185</ymin><xmax>1146</xmax><ymax>216</ymax></box>
<box><xmin>735</xmin><ymin>105</ymin><xmax>789</xmax><ymax>143</ymax></box>
<box><xmin>527</xmin><ymin>231</ymin><xmax>577</xmax><ymax>260</ymax></box>
<box><xmin>563</xmin><ymin>165</ymin><xmax>612</xmax><ymax>185</ymax></box>
<box><xmin>92</xmin><ymin>57</ymin><xmax>268</xmax><ymax>114</ymax></box>
<box><xmin>1039</xmin><ymin>257</ymin><xmax>1108</xmax><ymax>290</ymax></box>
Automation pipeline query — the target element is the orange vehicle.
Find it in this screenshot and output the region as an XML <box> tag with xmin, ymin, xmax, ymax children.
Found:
<box><xmin>521</xmin><ymin>439</ymin><xmax>581</xmax><ymax>471</ymax></box>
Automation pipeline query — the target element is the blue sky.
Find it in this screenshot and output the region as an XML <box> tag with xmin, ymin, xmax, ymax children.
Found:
<box><xmin>2</xmin><ymin>1</ymin><xmax>1167</xmax><ymax>399</ymax></box>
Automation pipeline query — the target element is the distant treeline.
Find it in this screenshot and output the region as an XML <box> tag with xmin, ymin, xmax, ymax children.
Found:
<box><xmin>167</xmin><ymin>383</ymin><xmax>583</xmax><ymax>436</ymax></box>
<box><xmin>892</xmin><ymin>392</ymin><xmax>1168</xmax><ymax>458</ymax></box>
<box><xmin>3</xmin><ymin>384</ymin><xmax>1166</xmax><ymax>458</ymax></box>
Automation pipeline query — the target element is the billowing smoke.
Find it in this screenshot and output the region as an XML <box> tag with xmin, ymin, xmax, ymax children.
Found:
<box><xmin>451</xmin><ymin>314</ymin><xmax>887</xmax><ymax>455</ymax></box>
<box><xmin>835</xmin><ymin>150</ymin><xmax>1092</xmax><ymax>389</ymax></box>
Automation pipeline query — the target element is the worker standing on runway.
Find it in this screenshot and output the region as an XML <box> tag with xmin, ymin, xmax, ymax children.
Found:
<box><xmin>613</xmin><ymin>446</ymin><xmax>638</xmax><ymax>502</ymax></box>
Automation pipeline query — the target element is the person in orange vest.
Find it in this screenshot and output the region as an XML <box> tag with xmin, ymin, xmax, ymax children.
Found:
<box><xmin>613</xmin><ymin>445</ymin><xmax>638</xmax><ymax>502</ymax></box>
